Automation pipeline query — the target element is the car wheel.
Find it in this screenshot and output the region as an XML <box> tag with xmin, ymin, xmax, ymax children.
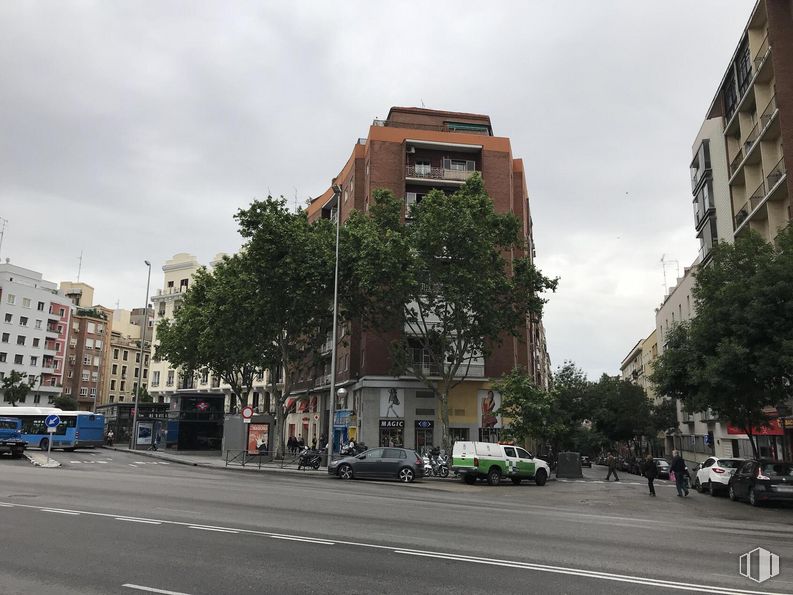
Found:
<box><xmin>511</xmin><ymin>477</ymin><xmax>522</xmax><ymax>485</ymax></box>
<box><xmin>535</xmin><ymin>469</ymin><xmax>548</xmax><ymax>486</ymax></box>
<box><xmin>749</xmin><ymin>488</ymin><xmax>760</xmax><ymax>507</ymax></box>
<box><xmin>487</xmin><ymin>468</ymin><xmax>501</xmax><ymax>486</ymax></box>
<box><xmin>338</xmin><ymin>464</ymin><xmax>354</xmax><ymax>480</ymax></box>
<box><xmin>463</xmin><ymin>474</ymin><xmax>477</xmax><ymax>485</ymax></box>
<box><xmin>729</xmin><ymin>485</ymin><xmax>737</xmax><ymax>501</ymax></box>
<box><xmin>694</xmin><ymin>477</ymin><xmax>703</xmax><ymax>493</ymax></box>
<box><xmin>398</xmin><ymin>467</ymin><xmax>415</xmax><ymax>483</ymax></box>
<box><xmin>708</xmin><ymin>481</ymin><xmax>718</xmax><ymax>497</ymax></box>
<box><xmin>39</xmin><ymin>438</ymin><xmax>49</xmax><ymax>451</ymax></box>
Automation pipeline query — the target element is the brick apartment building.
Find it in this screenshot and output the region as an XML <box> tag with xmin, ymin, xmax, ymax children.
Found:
<box><xmin>301</xmin><ymin>107</ymin><xmax>551</xmax><ymax>452</ymax></box>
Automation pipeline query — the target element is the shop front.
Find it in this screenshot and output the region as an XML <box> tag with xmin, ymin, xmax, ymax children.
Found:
<box><xmin>284</xmin><ymin>395</ymin><xmax>321</xmax><ymax>447</ymax></box>
<box><xmin>415</xmin><ymin>419</ymin><xmax>434</xmax><ymax>453</ymax></box>
<box><xmin>379</xmin><ymin>419</ymin><xmax>404</xmax><ymax>447</ymax></box>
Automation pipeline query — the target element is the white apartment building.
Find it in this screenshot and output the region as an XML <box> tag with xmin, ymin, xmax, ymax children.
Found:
<box><xmin>0</xmin><ymin>262</ymin><xmax>71</xmax><ymax>405</ymax></box>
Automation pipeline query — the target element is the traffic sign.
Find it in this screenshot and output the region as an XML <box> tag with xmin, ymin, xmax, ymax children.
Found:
<box><xmin>241</xmin><ymin>405</ymin><xmax>254</xmax><ymax>423</ymax></box>
<box><xmin>44</xmin><ymin>414</ymin><xmax>61</xmax><ymax>429</ymax></box>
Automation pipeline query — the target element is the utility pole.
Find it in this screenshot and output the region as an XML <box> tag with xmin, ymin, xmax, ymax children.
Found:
<box><xmin>77</xmin><ymin>251</ymin><xmax>84</xmax><ymax>282</ymax></box>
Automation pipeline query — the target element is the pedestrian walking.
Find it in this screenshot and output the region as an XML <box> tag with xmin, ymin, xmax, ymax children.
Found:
<box><xmin>298</xmin><ymin>437</ymin><xmax>305</xmax><ymax>451</ymax></box>
<box><xmin>287</xmin><ymin>436</ymin><xmax>296</xmax><ymax>455</ymax></box>
<box><xmin>605</xmin><ymin>452</ymin><xmax>619</xmax><ymax>482</ymax></box>
<box><xmin>641</xmin><ymin>454</ymin><xmax>657</xmax><ymax>496</ymax></box>
<box><xmin>670</xmin><ymin>450</ymin><xmax>689</xmax><ymax>497</ymax></box>
<box><xmin>105</xmin><ymin>429</ymin><xmax>114</xmax><ymax>447</ymax></box>
<box><xmin>311</xmin><ymin>437</ymin><xmax>317</xmax><ymax>450</ymax></box>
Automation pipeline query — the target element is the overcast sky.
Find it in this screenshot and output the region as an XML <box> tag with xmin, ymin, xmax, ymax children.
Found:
<box><xmin>0</xmin><ymin>1</ymin><xmax>754</xmax><ymax>379</ymax></box>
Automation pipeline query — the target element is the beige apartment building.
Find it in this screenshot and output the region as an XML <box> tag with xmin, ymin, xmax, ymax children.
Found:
<box><xmin>100</xmin><ymin>308</ymin><xmax>152</xmax><ymax>406</ymax></box>
<box><xmin>619</xmin><ymin>328</ymin><xmax>658</xmax><ymax>402</ymax></box>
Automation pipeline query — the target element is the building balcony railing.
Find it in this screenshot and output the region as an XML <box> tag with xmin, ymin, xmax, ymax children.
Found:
<box><xmin>406</xmin><ymin>165</ymin><xmax>478</xmax><ymax>183</ymax></box>
<box><xmin>759</xmin><ymin>95</ymin><xmax>777</xmax><ymax>129</ymax></box>
<box><xmin>313</xmin><ymin>374</ymin><xmax>331</xmax><ymax>388</ymax></box>
<box><xmin>743</xmin><ymin>121</ymin><xmax>760</xmax><ymax>154</ymax></box>
<box><xmin>752</xmin><ymin>34</ymin><xmax>770</xmax><ymax>72</ymax></box>
<box><xmin>729</xmin><ymin>148</ymin><xmax>744</xmax><ymax>177</ymax></box>
<box><xmin>766</xmin><ymin>156</ymin><xmax>786</xmax><ymax>192</ymax></box>
<box><xmin>372</xmin><ymin>119</ymin><xmax>490</xmax><ymax>135</ymax></box>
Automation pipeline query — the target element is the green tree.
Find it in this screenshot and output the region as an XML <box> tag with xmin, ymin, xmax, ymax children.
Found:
<box><xmin>493</xmin><ymin>368</ymin><xmax>561</xmax><ymax>447</ymax></box>
<box><xmin>51</xmin><ymin>395</ymin><xmax>78</xmax><ymax>410</ymax></box>
<box><xmin>651</xmin><ymin>228</ymin><xmax>793</xmax><ymax>457</ymax></box>
<box><xmin>235</xmin><ymin>197</ymin><xmax>336</xmax><ymax>458</ymax></box>
<box><xmin>133</xmin><ymin>386</ymin><xmax>153</xmax><ymax>403</ymax></box>
<box><xmin>157</xmin><ymin>253</ymin><xmax>270</xmax><ymax>415</ymax></box>
<box><xmin>340</xmin><ymin>175</ymin><xmax>557</xmax><ymax>450</ymax></box>
<box><xmin>547</xmin><ymin>361</ymin><xmax>591</xmax><ymax>450</ymax></box>
<box><xmin>588</xmin><ymin>374</ymin><xmax>656</xmax><ymax>446</ymax></box>
<box><xmin>1</xmin><ymin>370</ymin><xmax>31</xmax><ymax>406</ymax></box>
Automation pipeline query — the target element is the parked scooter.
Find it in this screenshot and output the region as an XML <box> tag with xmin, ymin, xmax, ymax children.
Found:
<box><xmin>297</xmin><ymin>447</ymin><xmax>322</xmax><ymax>470</ymax></box>
<box><xmin>340</xmin><ymin>442</ymin><xmax>368</xmax><ymax>457</ymax></box>
<box><xmin>430</xmin><ymin>451</ymin><xmax>450</xmax><ymax>478</ymax></box>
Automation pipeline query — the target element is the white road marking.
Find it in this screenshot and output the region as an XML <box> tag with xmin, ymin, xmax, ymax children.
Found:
<box><xmin>3</xmin><ymin>500</ymin><xmax>785</xmax><ymax>594</ymax></box>
<box><xmin>122</xmin><ymin>584</ymin><xmax>192</xmax><ymax>595</ymax></box>
<box><xmin>115</xmin><ymin>517</ymin><xmax>163</xmax><ymax>525</ymax></box>
<box><xmin>70</xmin><ymin>461</ymin><xmax>81</xmax><ymax>464</ymax></box>
<box><xmin>129</xmin><ymin>464</ymin><xmax>138</xmax><ymax>467</ymax></box>
<box><xmin>394</xmin><ymin>550</ymin><xmax>779</xmax><ymax>595</ymax></box>
<box><xmin>188</xmin><ymin>526</ymin><xmax>238</xmax><ymax>534</ymax></box>
<box><xmin>0</xmin><ymin>503</ymin><xmax>14</xmax><ymax>507</ymax></box>
<box><xmin>270</xmin><ymin>535</ymin><xmax>335</xmax><ymax>545</ymax></box>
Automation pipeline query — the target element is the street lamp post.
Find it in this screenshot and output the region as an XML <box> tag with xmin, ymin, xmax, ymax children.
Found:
<box><xmin>130</xmin><ymin>260</ymin><xmax>152</xmax><ymax>449</ymax></box>
<box><xmin>326</xmin><ymin>184</ymin><xmax>343</xmax><ymax>460</ymax></box>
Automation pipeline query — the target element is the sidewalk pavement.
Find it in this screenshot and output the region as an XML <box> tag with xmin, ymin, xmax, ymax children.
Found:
<box><xmin>102</xmin><ymin>445</ymin><xmax>331</xmax><ymax>478</ymax></box>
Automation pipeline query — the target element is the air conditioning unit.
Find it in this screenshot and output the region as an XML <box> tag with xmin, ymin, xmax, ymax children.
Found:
<box><xmin>406</xmin><ymin>146</ymin><xmax>416</xmax><ymax>154</ymax></box>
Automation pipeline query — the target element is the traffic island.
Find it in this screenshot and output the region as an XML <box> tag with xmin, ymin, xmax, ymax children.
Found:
<box><xmin>24</xmin><ymin>451</ymin><xmax>60</xmax><ymax>468</ymax></box>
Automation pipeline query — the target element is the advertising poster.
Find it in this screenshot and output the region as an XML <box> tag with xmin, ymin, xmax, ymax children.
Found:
<box><xmin>136</xmin><ymin>422</ymin><xmax>153</xmax><ymax>446</ymax></box>
<box><xmin>247</xmin><ymin>423</ymin><xmax>269</xmax><ymax>455</ymax></box>
<box><xmin>380</xmin><ymin>388</ymin><xmax>404</xmax><ymax>418</ymax></box>
<box><xmin>477</xmin><ymin>389</ymin><xmax>502</xmax><ymax>429</ymax></box>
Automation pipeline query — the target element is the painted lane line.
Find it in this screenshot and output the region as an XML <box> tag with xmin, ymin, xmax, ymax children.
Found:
<box><xmin>41</xmin><ymin>509</ymin><xmax>80</xmax><ymax>515</ymax></box>
<box><xmin>270</xmin><ymin>535</ymin><xmax>335</xmax><ymax>545</ymax></box>
<box><xmin>0</xmin><ymin>503</ymin><xmax>14</xmax><ymax>507</ymax></box>
<box><xmin>188</xmin><ymin>526</ymin><xmax>238</xmax><ymax>534</ymax></box>
<box><xmin>122</xmin><ymin>584</ymin><xmax>192</xmax><ymax>595</ymax></box>
<box><xmin>5</xmin><ymin>499</ymin><xmax>787</xmax><ymax>594</ymax></box>
<box><xmin>393</xmin><ymin>550</ymin><xmax>780</xmax><ymax>595</ymax></box>
<box><xmin>115</xmin><ymin>517</ymin><xmax>163</xmax><ymax>525</ymax></box>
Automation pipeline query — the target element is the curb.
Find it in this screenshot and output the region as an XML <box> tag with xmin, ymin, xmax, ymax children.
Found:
<box><xmin>24</xmin><ymin>452</ymin><xmax>61</xmax><ymax>468</ymax></box>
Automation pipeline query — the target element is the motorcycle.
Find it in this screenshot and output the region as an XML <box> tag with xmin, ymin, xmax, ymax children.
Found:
<box><xmin>297</xmin><ymin>447</ymin><xmax>322</xmax><ymax>470</ymax></box>
<box><xmin>340</xmin><ymin>442</ymin><xmax>368</xmax><ymax>457</ymax></box>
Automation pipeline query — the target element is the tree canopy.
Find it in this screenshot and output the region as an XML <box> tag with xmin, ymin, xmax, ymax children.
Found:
<box><xmin>51</xmin><ymin>395</ymin><xmax>78</xmax><ymax>410</ymax></box>
<box><xmin>651</xmin><ymin>226</ymin><xmax>793</xmax><ymax>457</ymax></box>
<box><xmin>339</xmin><ymin>174</ymin><xmax>557</xmax><ymax>450</ymax></box>
<box><xmin>1</xmin><ymin>370</ymin><xmax>31</xmax><ymax>407</ymax></box>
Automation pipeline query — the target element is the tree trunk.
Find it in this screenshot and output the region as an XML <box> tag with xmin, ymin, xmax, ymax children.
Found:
<box><xmin>440</xmin><ymin>387</ymin><xmax>450</xmax><ymax>453</ymax></box>
<box><xmin>747</xmin><ymin>430</ymin><xmax>759</xmax><ymax>459</ymax></box>
<box><xmin>275</xmin><ymin>392</ymin><xmax>286</xmax><ymax>459</ymax></box>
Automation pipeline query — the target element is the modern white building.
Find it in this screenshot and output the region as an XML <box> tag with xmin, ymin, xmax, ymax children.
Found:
<box><xmin>0</xmin><ymin>262</ymin><xmax>71</xmax><ymax>405</ymax></box>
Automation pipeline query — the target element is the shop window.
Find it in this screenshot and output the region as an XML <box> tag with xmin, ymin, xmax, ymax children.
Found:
<box><xmin>478</xmin><ymin>428</ymin><xmax>500</xmax><ymax>443</ymax></box>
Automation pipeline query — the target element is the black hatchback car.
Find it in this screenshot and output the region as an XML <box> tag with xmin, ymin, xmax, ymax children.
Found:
<box><xmin>328</xmin><ymin>447</ymin><xmax>425</xmax><ymax>483</ymax></box>
<box><xmin>728</xmin><ymin>459</ymin><xmax>793</xmax><ymax>506</ymax></box>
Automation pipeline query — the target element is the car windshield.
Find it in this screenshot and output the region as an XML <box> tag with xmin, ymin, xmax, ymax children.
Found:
<box><xmin>761</xmin><ymin>463</ymin><xmax>793</xmax><ymax>477</ymax></box>
<box><xmin>718</xmin><ymin>459</ymin><xmax>742</xmax><ymax>469</ymax></box>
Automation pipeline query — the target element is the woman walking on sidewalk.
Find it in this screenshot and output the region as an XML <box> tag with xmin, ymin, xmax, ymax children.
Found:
<box><xmin>642</xmin><ymin>454</ymin><xmax>657</xmax><ymax>496</ymax></box>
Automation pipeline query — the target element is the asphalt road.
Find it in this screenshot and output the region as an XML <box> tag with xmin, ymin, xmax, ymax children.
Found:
<box><xmin>1</xmin><ymin>450</ymin><xmax>792</xmax><ymax>594</ymax></box>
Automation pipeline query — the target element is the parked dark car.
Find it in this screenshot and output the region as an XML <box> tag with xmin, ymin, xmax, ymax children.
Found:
<box><xmin>580</xmin><ymin>456</ymin><xmax>592</xmax><ymax>468</ymax></box>
<box><xmin>328</xmin><ymin>447</ymin><xmax>425</xmax><ymax>483</ymax></box>
<box><xmin>728</xmin><ymin>459</ymin><xmax>793</xmax><ymax>506</ymax></box>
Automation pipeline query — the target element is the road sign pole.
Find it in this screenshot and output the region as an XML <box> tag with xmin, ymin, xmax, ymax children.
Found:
<box><xmin>46</xmin><ymin>428</ymin><xmax>53</xmax><ymax>465</ymax></box>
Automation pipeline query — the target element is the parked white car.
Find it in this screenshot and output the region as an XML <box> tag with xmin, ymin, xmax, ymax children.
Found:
<box><xmin>693</xmin><ymin>457</ymin><xmax>744</xmax><ymax>496</ymax></box>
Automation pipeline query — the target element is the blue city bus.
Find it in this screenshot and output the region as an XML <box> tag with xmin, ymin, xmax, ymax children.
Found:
<box><xmin>0</xmin><ymin>407</ymin><xmax>105</xmax><ymax>450</ymax></box>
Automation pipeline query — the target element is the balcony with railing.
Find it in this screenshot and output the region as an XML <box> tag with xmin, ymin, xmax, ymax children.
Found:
<box><xmin>372</xmin><ymin>119</ymin><xmax>490</xmax><ymax>135</ymax></box>
<box><xmin>406</xmin><ymin>160</ymin><xmax>478</xmax><ymax>185</ymax></box>
<box><xmin>313</xmin><ymin>374</ymin><xmax>332</xmax><ymax>388</ymax></box>
<box><xmin>752</xmin><ymin>34</ymin><xmax>769</xmax><ymax>71</ymax></box>
<box><xmin>766</xmin><ymin>156</ymin><xmax>786</xmax><ymax>193</ymax></box>
<box><xmin>729</xmin><ymin>147</ymin><xmax>744</xmax><ymax>177</ymax></box>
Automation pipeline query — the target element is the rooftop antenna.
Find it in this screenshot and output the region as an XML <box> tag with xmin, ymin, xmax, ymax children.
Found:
<box><xmin>420</xmin><ymin>98</ymin><xmax>425</xmax><ymax>108</ymax></box>
<box><xmin>77</xmin><ymin>250</ymin><xmax>84</xmax><ymax>282</ymax></box>
<box><xmin>115</xmin><ymin>299</ymin><xmax>120</xmax><ymax>310</ymax></box>
<box><xmin>0</xmin><ymin>216</ymin><xmax>7</xmax><ymax>260</ymax></box>
<box><xmin>660</xmin><ymin>254</ymin><xmax>680</xmax><ymax>293</ymax></box>
<box><xmin>294</xmin><ymin>187</ymin><xmax>299</xmax><ymax>212</ymax></box>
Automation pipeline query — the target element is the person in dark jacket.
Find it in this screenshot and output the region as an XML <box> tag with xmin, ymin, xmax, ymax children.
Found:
<box><xmin>605</xmin><ymin>452</ymin><xmax>619</xmax><ymax>482</ymax></box>
<box><xmin>641</xmin><ymin>454</ymin><xmax>657</xmax><ymax>496</ymax></box>
<box><xmin>670</xmin><ymin>450</ymin><xmax>689</xmax><ymax>497</ymax></box>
